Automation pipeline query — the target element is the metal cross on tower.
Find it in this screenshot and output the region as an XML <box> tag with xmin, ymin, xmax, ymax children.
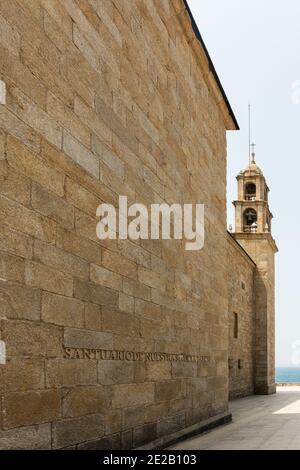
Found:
<box><xmin>251</xmin><ymin>143</ymin><xmax>256</xmax><ymax>163</ymax></box>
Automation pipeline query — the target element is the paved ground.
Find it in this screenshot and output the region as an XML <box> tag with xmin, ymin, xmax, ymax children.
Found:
<box><xmin>170</xmin><ymin>387</ymin><xmax>300</xmax><ymax>450</ymax></box>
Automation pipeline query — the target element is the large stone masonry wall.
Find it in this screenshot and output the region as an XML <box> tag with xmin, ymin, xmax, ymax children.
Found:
<box><xmin>228</xmin><ymin>234</ymin><xmax>256</xmax><ymax>399</ymax></box>
<box><xmin>234</xmin><ymin>234</ymin><xmax>277</xmax><ymax>395</ymax></box>
<box><xmin>0</xmin><ymin>0</ymin><xmax>231</xmax><ymax>449</ymax></box>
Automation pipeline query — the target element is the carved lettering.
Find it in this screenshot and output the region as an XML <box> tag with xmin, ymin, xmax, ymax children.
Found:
<box><xmin>63</xmin><ymin>346</ymin><xmax>210</xmax><ymax>364</ymax></box>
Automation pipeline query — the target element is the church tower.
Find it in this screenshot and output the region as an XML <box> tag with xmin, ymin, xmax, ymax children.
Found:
<box><xmin>233</xmin><ymin>146</ymin><xmax>278</xmax><ymax>395</ymax></box>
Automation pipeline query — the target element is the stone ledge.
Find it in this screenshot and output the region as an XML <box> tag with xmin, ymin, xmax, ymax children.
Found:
<box><xmin>137</xmin><ymin>412</ymin><xmax>232</xmax><ymax>450</ymax></box>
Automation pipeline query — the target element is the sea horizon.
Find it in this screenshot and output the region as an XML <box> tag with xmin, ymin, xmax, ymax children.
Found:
<box><xmin>276</xmin><ymin>366</ymin><xmax>300</xmax><ymax>383</ymax></box>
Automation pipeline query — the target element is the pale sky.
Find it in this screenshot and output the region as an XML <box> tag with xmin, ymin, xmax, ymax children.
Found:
<box><xmin>188</xmin><ymin>0</ymin><xmax>300</xmax><ymax>367</ymax></box>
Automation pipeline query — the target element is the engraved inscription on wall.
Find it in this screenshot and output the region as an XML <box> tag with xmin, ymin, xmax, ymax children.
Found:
<box><xmin>64</xmin><ymin>347</ymin><xmax>211</xmax><ymax>364</ymax></box>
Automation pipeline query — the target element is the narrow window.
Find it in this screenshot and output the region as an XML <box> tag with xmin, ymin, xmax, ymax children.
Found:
<box><xmin>233</xmin><ymin>313</ymin><xmax>238</xmax><ymax>339</ymax></box>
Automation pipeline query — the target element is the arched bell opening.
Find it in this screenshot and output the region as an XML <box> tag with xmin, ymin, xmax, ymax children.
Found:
<box><xmin>245</xmin><ymin>183</ymin><xmax>256</xmax><ymax>201</ymax></box>
<box><xmin>243</xmin><ymin>208</ymin><xmax>258</xmax><ymax>233</ymax></box>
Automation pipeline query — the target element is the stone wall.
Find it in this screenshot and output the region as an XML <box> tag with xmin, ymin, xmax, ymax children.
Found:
<box><xmin>227</xmin><ymin>233</ymin><xmax>256</xmax><ymax>400</ymax></box>
<box><xmin>0</xmin><ymin>0</ymin><xmax>236</xmax><ymax>449</ymax></box>
<box><xmin>234</xmin><ymin>234</ymin><xmax>277</xmax><ymax>395</ymax></box>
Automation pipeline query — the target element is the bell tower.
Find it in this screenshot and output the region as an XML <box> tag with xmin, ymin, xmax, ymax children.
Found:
<box><xmin>234</xmin><ymin>144</ymin><xmax>273</xmax><ymax>235</ymax></box>
<box><xmin>233</xmin><ymin>146</ymin><xmax>278</xmax><ymax>395</ymax></box>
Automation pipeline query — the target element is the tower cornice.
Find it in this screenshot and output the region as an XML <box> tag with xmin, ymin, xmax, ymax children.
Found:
<box><xmin>233</xmin><ymin>200</ymin><xmax>270</xmax><ymax>207</ymax></box>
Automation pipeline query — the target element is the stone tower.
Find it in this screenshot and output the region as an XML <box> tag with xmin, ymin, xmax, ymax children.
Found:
<box><xmin>233</xmin><ymin>147</ymin><xmax>278</xmax><ymax>395</ymax></box>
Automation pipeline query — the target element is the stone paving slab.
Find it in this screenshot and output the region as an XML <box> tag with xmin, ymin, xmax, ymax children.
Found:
<box><xmin>169</xmin><ymin>387</ymin><xmax>300</xmax><ymax>450</ymax></box>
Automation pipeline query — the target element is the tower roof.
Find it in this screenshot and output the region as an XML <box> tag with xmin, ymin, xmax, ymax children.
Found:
<box><xmin>241</xmin><ymin>162</ymin><xmax>262</xmax><ymax>175</ymax></box>
<box><xmin>240</xmin><ymin>143</ymin><xmax>263</xmax><ymax>175</ymax></box>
